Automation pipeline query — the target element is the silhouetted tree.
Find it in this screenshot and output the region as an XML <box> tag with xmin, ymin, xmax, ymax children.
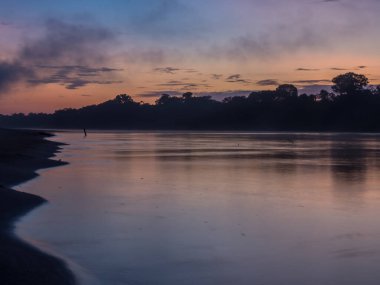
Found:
<box><xmin>223</xmin><ymin>96</ymin><xmax>246</xmax><ymax>104</ymax></box>
<box><xmin>319</xmin><ymin>90</ymin><xmax>329</xmax><ymax>101</ymax></box>
<box><xmin>318</xmin><ymin>89</ymin><xmax>335</xmax><ymax>102</ymax></box>
<box><xmin>332</xmin><ymin>72</ymin><xmax>369</xmax><ymax>96</ymax></box>
<box><xmin>156</xmin><ymin>94</ymin><xmax>182</xmax><ymax>105</ymax></box>
<box><xmin>375</xmin><ymin>86</ymin><xmax>380</xmax><ymax>96</ymax></box>
<box><xmin>156</xmin><ymin>94</ymin><xmax>171</xmax><ymax>105</ymax></box>
<box><xmin>276</xmin><ymin>84</ymin><xmax>298</xmax><ymax>100</ymax></box>
<box><xmin>182</xmin><ymin>92</ymin><xmax>193</xmax><ymax>100</ymax></box>
<box><xmin>114</xmin><ymin>94</ymin><xmax>134</xmax><ymax>104</ymax></box>
<box><xmin>2</xmin><ymin>73</ymin><xmax>380</xmax><ymax>131</ymax></box>
<box><xmin>299</xmin><ymin>93</ymin><xmax>316</xmax><ymax>102</ymax></box>
<box><xmin>248</xmin><ymin>90</ymin><xmax>276</xmax><ymax>103</ymax></box>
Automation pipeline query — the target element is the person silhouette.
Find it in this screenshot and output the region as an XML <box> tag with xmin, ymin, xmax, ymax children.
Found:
<box><xmin>83</xmin><ymin>128</ymin><xmax>87</xmax><ymax>137</ymax></box>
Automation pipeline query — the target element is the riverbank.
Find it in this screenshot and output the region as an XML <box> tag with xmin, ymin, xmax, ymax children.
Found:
<box><xmin>0</xmin><ymin>129</ymin><xmax>76</xmax><ymax>285</ymax></box>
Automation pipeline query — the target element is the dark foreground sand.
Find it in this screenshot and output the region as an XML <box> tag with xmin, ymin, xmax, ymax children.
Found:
<box><xmin>0</xmin><ymin>129</ymin><xmax>76</xmax><ymax>285</ymax></box>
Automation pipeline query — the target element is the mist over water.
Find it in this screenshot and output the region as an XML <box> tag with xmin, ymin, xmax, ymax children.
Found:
<box><xmin>16</xmin><ymin>132</ymin><xmax>380</xmax><ymax>285</ymax></box>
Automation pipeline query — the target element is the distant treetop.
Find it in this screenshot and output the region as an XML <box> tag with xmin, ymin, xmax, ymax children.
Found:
<box><xmin>332</xmin><ymin>72</ymin><xmax>369</xmax><ymax>96</ymax></box>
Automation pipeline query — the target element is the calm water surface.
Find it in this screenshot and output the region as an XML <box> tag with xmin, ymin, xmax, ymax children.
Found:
<box><xmin>16</xmin><ymin>132</ymin><xmax>380</xmax><ymax>285</ymax></box>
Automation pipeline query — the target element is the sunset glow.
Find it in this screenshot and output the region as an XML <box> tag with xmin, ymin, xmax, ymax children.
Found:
<box><xmin>0</xmin><ymin>0</ymin><xmax>379</xmax><ymax>113</ymax></box>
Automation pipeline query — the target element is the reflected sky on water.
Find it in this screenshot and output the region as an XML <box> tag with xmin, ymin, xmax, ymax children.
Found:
<box><xmin>16</xmin><ymin>132</ymin><xmax>380</xmax><ymax>285</ymax></box>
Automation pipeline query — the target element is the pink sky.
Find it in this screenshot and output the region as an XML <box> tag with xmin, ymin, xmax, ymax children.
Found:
<box><xmin>0</xmin><ymin>0</ymin><xmax>379</xmax><ymax>114</ymax></box>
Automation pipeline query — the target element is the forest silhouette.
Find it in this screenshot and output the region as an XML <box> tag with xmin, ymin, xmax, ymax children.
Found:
<box><xmin>1</xmin><ymin>72</ymin><xmax>380</xmax><ymax>131</ymax></box>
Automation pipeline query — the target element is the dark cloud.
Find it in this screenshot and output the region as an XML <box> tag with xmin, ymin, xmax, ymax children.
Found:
<box><xmin>184</xmin><ymin>68</ymin><xmax>198</xmax><ymax>73</ymax></box>
<box><xmin>330</xmin><ymin>66</ymin><xmax>367</xmax><ymax>71</ymax></box>
<box><xmin>225</xmin><ymin>74</ymin><xmax>251</xmax><ymax>84</ymax></box>
<box><xmin>66</xmin><ymin>79</ymin><xmax>122</xmax><ymax>90</ymax></box>
<box><xmin>256</xmin><ymin>79</ymin><xmax>279</xmax><ymax>86</ymax></box>
<box><xmin>139</xmin><ymin>90</ymin><xmax>182</xmax><ymax>98</ymax></box>
<box><xmin>35</xmin><ymin>65</ymin><xmax>123</xmax><ymax>83</ymax></box>
<box><xmin>154</xmin><ymin>67</ymin><xmax>181</xmax><ymax>74</ymax></box>
<box><xmin>0</xmin><ymin>21</ymin><xmax>11</xmax><ymax>26</ymax></box>
<box><xmin>158</xmin><ymin>80</ymin><xmax>187</xmax><ymax>87</ymax></box>
<box><xmin>0</xmin><ymin>19</ymin><xmax>122</xmax><ymax>94</ymax></box>
<box><xmin>296</xmin><ymin>68</ymin><xmax>320</xmax><ymax>71</ymax></box>
<box><xmin>211</xmin><ymin>74</ymin><xmax>223</xmax><ymax>80</ymax></box>
<box><xmin>202</xmin><ymin>90</ymin><xmax>252</xmax><ymax>101</ymax></box>
<box><xmin>29</xmin><ymin>77</ymin><xmax>122</xmax><ymax>90</ymax></box>
<box><xmin>0</xmin><ymin>62</ymin><xmax>34</xmax><ymax>92</ymax></box>
<box><xmin>293</xmin><ymin>79</ymin><xmax>331</xmax><ymax>84</ymax></box>
<box><xmin>37</xmin><ymin>65</ymin><xmax>122</xmax><ymax>89</ymax></box>
<box><xmin>153</xmin><ymin>67</ymin><xmax>198</xmax><ymax>74</ymax></box>
<box><xmin>38</xmin><ymin>65</ymin><xmax>122</xmax><ymax>73</ymax></box>
<box><xmin>157</xmin><ymin>80</ymin><xmax>210</xmax><ymax>90</ymax></box>
<box><xmin>139</xmin><ymin>89</ymin><xmax>252</xmax><ymax>101</ymax></box>
<box><xmin>330</xmin><ymin>67</ymin><xmax>348</xmax><ymax>71</ymax></box>
<box><xmin>20</xmin><ymin>19</ymin><xmax>114</xmax><ymax>66</ymax></box>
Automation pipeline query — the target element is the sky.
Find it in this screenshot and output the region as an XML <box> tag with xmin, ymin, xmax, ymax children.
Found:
<box><xmin>0</xmin><ymin>0</ymin><xmax>379</xmax><ymax>114</ymax></box>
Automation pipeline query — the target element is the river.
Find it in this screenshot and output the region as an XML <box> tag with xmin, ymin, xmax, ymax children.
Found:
<box><xmin>15</xmin><ymin>131</ymin><xmax>380</xmax><ymax>285</ymax></box>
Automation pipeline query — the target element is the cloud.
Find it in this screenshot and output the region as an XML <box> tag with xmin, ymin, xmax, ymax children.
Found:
<box><xmin>205</xmin><ymin>20</ymin><xmax>328</xmax><ymax>60</ymax></box>
<box><xmin>200</xmin><ymin>1</ymin><xmax>373</xmax><ymax>62</ymax></box>
<box><xmin>139</xmin><ymin>90</ymin><xmax>182</xmax><ymax>98</ymax></box>
<box><xmin>0</xmin><ymin>21</ymin><xmax>11</xmax><ymax>27</ymax></box>
<box><xmin>256</xmin><ymin>79</ymin><xmax>279</xmax><ymax>86</ymax></box>
<box><xmin>202</xmin><ymin>90</ymin><xmax>252</xmax><ymax>101</ymax></box>
<box><xmin>153</xmin><ymin>67</ymin><xmax>198</xmax><ymax>74</ymax></box>
<box><xmin>211</xmin><ymin>74</ymin><xmax>223</xmax><ymax>80</ymax></box>
<box><xmin>292</xmin><ymin>79</ymin><xmax>331</xmax><ymax>85</ymax></box>
<box><xmin>296</xmin><ymin>68</ymin><xmax>320</xmax><ymax>71</ymax></box>
<box><xmin>139</xmin><ymin>89</ymin><xmax>252</xmax><ymax>101</ymax></box>
<box><xmin>225</xmin><ymin>74</ymin><xmax>251</xmax><ymax>84</ymax></box>
<box><xmin>0</xmin><ymin>62</ymin><xmax>34</xmax><ymax>92</ymax></box>
<box><xmin>34</xmin><ymin>65</ymin><xmax>123</xmax><ymax>85</ymax></box>
<box><xmin>29</xmin><ymin>77</ymin><xmax>122</xmax><ymax>90</ymax></box>
<box><xmin>330</xmin><ymin>66</ymin><xmax>368</xmax><ymax>72</ymax></box>
<box><xmin>154</xmin><ymin>67</ymin><xmax>181</xmax><ymax>74</ymax></box>
<box><xmin>0</xmin><ymin>19</ymin><xmax>122</xmax><ymax>94</ymax></box>
<box><xmin>38</xmin><ymin>65</ymin><xmax>122</xmax><ymax>73</ymax></box>
<box><xmin>20</xmin><ymin>19</ymin><xmax>114</xmax><ymax>66</ymax></box>
<box><xmin>184</xmin><ymin>68</ymin><xmax>198</xmax><ymax>73</ymax></box>
<box><xmin>126</xmin><ymin>0</ymin><xmax>206</xmax><ymax>40</ymax></box>
<box><xmin>66</xmin><ymin>79</ymin><xmax>122</xmax><ymax>90</ymax></box>
<box><xmin>157</xmin><ymin>80</ymin><xmax>211</xmax><ymax>91</ymax></box>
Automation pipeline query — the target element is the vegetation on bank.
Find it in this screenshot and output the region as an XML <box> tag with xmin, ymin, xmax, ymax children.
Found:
<box><xmin>1</xmin><ymin>72</ymin><xmax>380</xmax><ymax>131</ymax></box>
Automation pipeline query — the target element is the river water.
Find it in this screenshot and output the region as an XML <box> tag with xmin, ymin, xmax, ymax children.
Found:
<box><xmin>15</xmin><ymin>131</ymin><xmax>380</xmax><ymax>285</ymax></box>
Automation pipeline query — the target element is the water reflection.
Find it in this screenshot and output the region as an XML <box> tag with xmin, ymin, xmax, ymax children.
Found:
<box><xmin>330</xmin><ymin>138</ymin><xmax>368</xmax><ymax>184</ymax></box>
<box><xmin>16</xmin><ymin>132</ymin><xmax>380</xmax><ymax>285</ymax></box>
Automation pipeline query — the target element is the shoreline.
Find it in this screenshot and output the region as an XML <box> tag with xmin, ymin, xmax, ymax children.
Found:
<box><xmin>0</xmin><ymin>128</ymin><xmax>76</xmax><ymax>285</ymax></box>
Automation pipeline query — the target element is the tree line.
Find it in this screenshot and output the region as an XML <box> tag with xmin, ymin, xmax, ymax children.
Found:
<box><xmin>1</xmin><ymin>72</ymin><xmax>380</xmax><ymax>131</ymax></box>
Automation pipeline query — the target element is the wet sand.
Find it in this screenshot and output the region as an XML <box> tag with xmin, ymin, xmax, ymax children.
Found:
<box><xmin>0</xmin><ymin>129</ymin><xmax>76</xmax><ymax>285</ymax></box>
